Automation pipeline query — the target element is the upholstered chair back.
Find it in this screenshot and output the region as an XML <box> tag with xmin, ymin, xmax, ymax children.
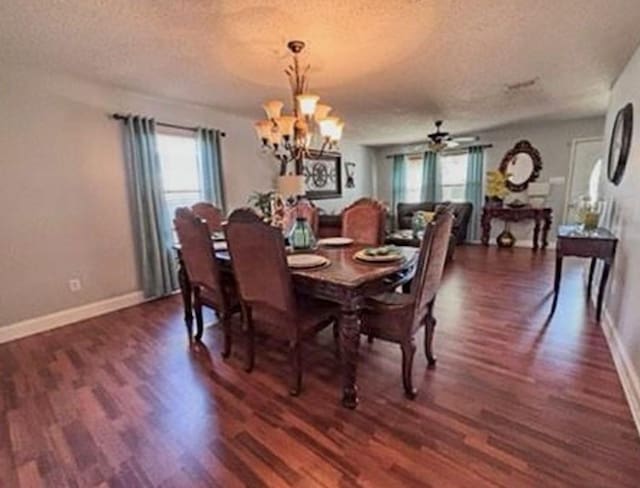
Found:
<box><xmin>225</xmin><ymin>209</ymin><xmax>297</xmax><ymax>317</ymax></box>
<box><xmin>411</xmin><ymin>211</ymin><xmax>454</xmax><ymax>331</ymax></box>
<box><xmin>191</xmin><ymin>202</ymin><xmax>224</xmax><ymax>233</ymax></box>
<box><xmin>173</xmin><ymin>207</ymin><xmax>225</xmax><ymax>308</ymax></box>
<box><xmin>341</xmin><ymin>198</ymin><xmax>386</xmax><ymax>246</ymax></box>
<box><xmin>283</xmin><ymin>198</ymin><xmax>319</xmax><ymax>235</ymax></box>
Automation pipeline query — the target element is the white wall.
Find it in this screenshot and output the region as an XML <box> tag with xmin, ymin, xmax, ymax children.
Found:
<box><xmin>373</xmin><ymin>116</ymin><xmax>604</xmax><ymax>241</ymax></box>
<box><xmin>0</xmin><ymin>67</ymin><xmax>374</xmax><ymax>327</ymax></box>
<box><xmin>600</xmin><ymin>43</ymin><xmax>640</xmax><ymax>425</ymax></box>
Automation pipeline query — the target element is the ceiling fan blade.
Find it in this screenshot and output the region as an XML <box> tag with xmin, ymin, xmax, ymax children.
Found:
<box><xmin>451</xmin><ymin>136</ymin><xmax>479</xmax><ymax>143</ymax></box>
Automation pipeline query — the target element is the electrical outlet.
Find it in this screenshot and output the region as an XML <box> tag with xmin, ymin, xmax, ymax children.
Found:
<box><xmin>68</xmin><ymin>278</ymin><xmax>82</xmax><ymax>292</ymax></box>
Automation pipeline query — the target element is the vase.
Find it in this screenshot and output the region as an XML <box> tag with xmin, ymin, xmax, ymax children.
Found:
<box><xmin>496</xmin><ymin>223</ymin><xmax>516</xmax><ymax>248</ymax></box>
<box><xmin>289</xmin><ymin>217</ymin><xmax>316</xmax><ymax>250</ymax></box>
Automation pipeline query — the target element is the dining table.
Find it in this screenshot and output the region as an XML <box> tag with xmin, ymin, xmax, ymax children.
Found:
<box><xmin>174</xmin><ymin>241</ymin><xmax>419</xmax><ymax>408</ymax></box>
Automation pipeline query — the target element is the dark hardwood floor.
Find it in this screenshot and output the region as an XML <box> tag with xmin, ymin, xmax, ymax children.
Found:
<box><xmin>1</xmin><ymin>246</ymin><xmax>639</xmax><ymax>487</ymax></box>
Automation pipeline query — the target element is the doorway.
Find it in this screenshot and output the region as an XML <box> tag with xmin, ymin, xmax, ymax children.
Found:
<box><xmin>563</xmin><ymin>137</ymin><xmax>603</xmax><ymax>223</ymax></box>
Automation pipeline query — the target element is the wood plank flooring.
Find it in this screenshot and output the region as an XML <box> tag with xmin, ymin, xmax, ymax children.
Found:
<box><xmin>1</xmin><ymin>246</ymin><xmax>639</xmax><ymax>487</ymax></box>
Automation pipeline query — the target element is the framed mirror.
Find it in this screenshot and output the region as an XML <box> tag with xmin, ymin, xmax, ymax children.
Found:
<box><xmin>607</xmin><ymin>103</ymin><xmax>633</xmax><ymax>186</ymax></box>
<box><xmin>499</xmin><ymin>140</ymin><xmax>543</xmax><ymax>192</ymax></box>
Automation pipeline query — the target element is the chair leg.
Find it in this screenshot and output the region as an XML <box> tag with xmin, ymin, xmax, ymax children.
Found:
<box><xmin>289</xmin><ymin>340</ymin><xmax>302</xmax><ymax>396</ymax></box>
<box><xmin>221</xmin><ymin>313</ymin><xmax>232</xmax><ymax>359</ymax></box>
<box><xmin>193</xmin><ymin>287</ymin><xmax>204</xmax><ymax>341</ymax></box>
<box><xmin>424</xmin><ymin>304</ymin><xmax>437</xmax><ymax>367</ymax></box>
<box><xmin>244</xmin><ymin>309</ymin><xmax>255</xmax><ymax>373</ymax></box>
<box><xmin>401</xmin><ymin>338</ymin><xmax>417</xmax><ymax>399</ymax></box>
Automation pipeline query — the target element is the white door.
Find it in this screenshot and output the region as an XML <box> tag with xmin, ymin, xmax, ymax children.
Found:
<box><xmin>564</xmin><ymin>138</ymin><xmax>603</xmax><ymax>223</ymax></box>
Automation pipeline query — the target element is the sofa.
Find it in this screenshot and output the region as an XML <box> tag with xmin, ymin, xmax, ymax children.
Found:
<box><xmin>396</xmin><ymin>202</ymin><xmax>473</xmax><ymax>260</ymax></box>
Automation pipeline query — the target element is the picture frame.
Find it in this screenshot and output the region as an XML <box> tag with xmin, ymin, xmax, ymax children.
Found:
<box><xmin>302</xmin><ymin>150</ymin><xmax>342</xmax><ymax>199</ymax></box>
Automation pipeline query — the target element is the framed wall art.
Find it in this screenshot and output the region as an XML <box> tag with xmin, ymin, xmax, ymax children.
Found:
<box><xmin>302</xmin><ymin>150</ymin><xmax>342</xmax><ymax>199</ymax></box>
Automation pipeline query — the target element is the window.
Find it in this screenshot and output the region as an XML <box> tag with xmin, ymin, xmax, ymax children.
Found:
<box><xmin>404</xmin><ymin>156</ymin><xmax>424</xmax><ymax>203</ymax></box>
<box><xmin>156</xmin><ymin>129</ymin><xmax>204</xmax><ymax>226</ymax></box>
<box><xmin>439</xmin><ymin>153</ymin><xmax>468</xmax><ymax>202</ymax></box>
<box><xmin>588</xmin><ymin>158</ymin><xmax>602</xmax><ymax>202</ymax></box>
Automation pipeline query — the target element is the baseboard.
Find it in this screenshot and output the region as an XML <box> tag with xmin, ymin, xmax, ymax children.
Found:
<box><xmin>598</xmin><ymin>304</ymin><xmax>640</xmax><ymax>437</ymax></box>
<box><xmin>0</xmin><ymin>291</ymin><xmax>146</xmax><ymax>344</ymax></box>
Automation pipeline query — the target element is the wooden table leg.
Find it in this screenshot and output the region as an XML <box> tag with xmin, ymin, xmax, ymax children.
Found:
<box><xmin>542</xmin><ymin>213</ymin><xmax>552</xmax><ymax>250</ymax></box>
<box><xmin>550</xmin><ymin>254</ymin><xmax>563</xmax><ymax>317</ymax></box>
<box><xmin>533</xmin><ymin>217</ymin><xmax>541</xmax><ymax>251</ymax></box>
<box><xmin>596</xmin><ymin>260</ymin><xmax>611</xmax><ymax>322</ymax></box>
<box><xmin>177</xmin><ymin>254</ymin><xmax>194</xmax><ymax>339</ymax></box>
<box><xmin>481</xmin><ymin>212</ymin><xmax>491</xmax><ymax>246</ymax></box>
<box><xmin>587</xmin><ymin>257</ymin><xmax>597</xmax><ymax>300</ymax></box>
<box><xmin>340</xmin><ymin>302</ymin><xmax>361</xmax><ymax>409</ymax></box>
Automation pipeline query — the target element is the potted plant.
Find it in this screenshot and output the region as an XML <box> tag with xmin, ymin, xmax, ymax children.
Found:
<box><xmin>485</xmin><ymin>170</ymin><xmax>509</xmax><ymax>207</ymax></box>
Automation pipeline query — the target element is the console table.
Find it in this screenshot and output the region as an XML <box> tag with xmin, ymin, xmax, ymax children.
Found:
<box><xmin>550</xmin><ymin>225</ymin><xmax>617</xmax><ymax>322</ymax></box>
<box><xmin>481</xmin><ymin>206</ymin><xmax>553</xmax><ymax>250</ymax></box>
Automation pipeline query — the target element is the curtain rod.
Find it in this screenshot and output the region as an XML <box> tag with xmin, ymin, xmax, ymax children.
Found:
<box><xmin>111</xmin><ymin>113</ymin><xmax>226</xmax><ymax>137</ymax></box>
<box><xmin>385</xmin><ymin>143</ymin><xmax>492</xmax><ymax>159</ymax></box>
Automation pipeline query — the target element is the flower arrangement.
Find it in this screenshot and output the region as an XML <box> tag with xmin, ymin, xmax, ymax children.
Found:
<box><xmin>485</xmin><ymin>170</ymin><xmax>510</xmax><ymax>201</ymax></box>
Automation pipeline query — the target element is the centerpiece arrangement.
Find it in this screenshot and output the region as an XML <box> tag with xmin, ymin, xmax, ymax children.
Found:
<box><xmin>485</xmin><ymin>170</ymin><xmax>510</xmax><ymax>207</ymax></box>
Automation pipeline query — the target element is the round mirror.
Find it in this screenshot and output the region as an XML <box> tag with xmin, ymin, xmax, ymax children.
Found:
<box><xmin>607</xmin><ymin>103</ymin><xmax>633</xmax><ymax>186</ymax></box>
<box><xmin>499</xmin><ymin>140</ymin><xmax>542</xmax><ymax>192</ymax></box>
<box><xmin>507</xmin><ymin>153</ymin><xmax>535</xmax><ymax>186</ymax></box>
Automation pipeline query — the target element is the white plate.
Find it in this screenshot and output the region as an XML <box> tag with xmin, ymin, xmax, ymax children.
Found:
<box><xmin>354</xmin><ymin>249</ymin><xmax>404</xmax><ymax>263</ymax></box>
<box><xmin>213</xmin><ymin>241</ymin><xmax>228</xmax><ymax>251</ymax></box>
<box><xmin>317</xmin><ymin>237</ymin><xmax>354</xmax><ymax>247</ymax></box>
<box><xmin>287</xmin><ymin>254</ymin><xmax>329</xmax><ymax>269</ymax></box>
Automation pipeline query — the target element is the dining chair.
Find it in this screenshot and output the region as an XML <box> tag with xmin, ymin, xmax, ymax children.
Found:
<box><xmin>283</xmin><ymin>198</ymin><xmax>319</xmax><ymax>235</ymax></box>
<box><xmin>361</xmin><ymin>210</ymin><xmax>454</xmax><ymax>399</ymax></box>
<box><xmin>341</xmin><ymin>198</ymin><xmax>386</xmax><ymax>246</ymax></box>
<box><xmin>191</xmin><ymin>202</ymin><xmax>224</xmax><ymax>234</ymax></box>
<box><xmin>224</xmin><ymin>208</ymin><xmax>339</xmax><ymax>396</ymax></box>
<box><xmin>173</xmin><ymin>207</ymin><xmax>239</xmax><ymax>353</ymax></box>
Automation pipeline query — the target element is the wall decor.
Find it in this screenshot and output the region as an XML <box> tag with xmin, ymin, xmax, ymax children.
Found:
<box><xmin>499</xmin><ymin>140</ymin><xmax>543</xmax><ymax>192</ymax></box>
<box><xmin>303</xmin><ymin>150</ymin><xmax>342</xmax><ymax>199</ymax></box>
<box><xmin>607</xmin><ymin>102</ymin><xmax>633</xmax><ymax>186</ymax></box>
<box><xmin>345</xmin><ymin>162</ymin><xmax>356</xmax><ymax>188</ymax></box>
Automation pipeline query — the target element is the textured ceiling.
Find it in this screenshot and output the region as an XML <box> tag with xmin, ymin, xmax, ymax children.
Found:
<box><xmin>1</xmin><ymin>0</ymin><xmax>640</xmax><ymax>145</ymax></box>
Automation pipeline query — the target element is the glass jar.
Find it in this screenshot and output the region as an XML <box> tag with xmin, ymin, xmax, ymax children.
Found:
<box><xmin>576</xmin><ymin>197</ymin><xmax>602</xmax><ymax>231</ymax></box>
<box><xmin>289</xmin><ymin>217</ymin><xmax>316</xmax><ymax>250</ymax></box>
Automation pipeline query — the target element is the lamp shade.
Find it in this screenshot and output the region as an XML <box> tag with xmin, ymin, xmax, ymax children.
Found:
<box><xmin>278</xmin><ymin>174</ymin><xmax>306</xmax><ymax>197</ymax></box>
<box><xmin>314</xmin><ymin>104</ymin><xmax>332</xmax><ymax>121</ymax></box>
<box><xmin>297</xmin><ymin>94</ymin><xmax>320</xmax><ymax>116</ymax></box>
<box><xmin>319</xmin><ymin>116</ymin><xmax>339</xmax><ymax>139</ymax></box>
<box><xmin>275</xmin><ymin>115</ymin><xmax>296</xmax><ymax>138</ymax></box>
<box><xmin>263</xmin><ymin>100</ymin><xmax>284</xmax><ymax>120</ymax></box>
<box><xmin>332</xmin><ymin>120</ymin><xmax>344</xmax><ymax>141</ymax></box>
<box><xmin>254</xmin><ymin>120</ymin><xmax>272</xmax><ymax>140</ymax></box>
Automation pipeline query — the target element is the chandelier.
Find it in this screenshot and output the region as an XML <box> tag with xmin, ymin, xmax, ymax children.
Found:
<box><xmin>254</xmin><ymin>40</ymin><xmax>344</xmax><ymax>176</ymax></box>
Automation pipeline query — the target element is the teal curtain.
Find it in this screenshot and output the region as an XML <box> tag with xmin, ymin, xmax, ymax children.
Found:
<box><xmin>197</xmin><ymin>128</ymin><xmax>226</xmax><ymax>212</ymax></box>
<box><xmin>392</xmin><ymin>154</ymin><xmax>406</xmax><ymax>219</ymax></box>
<box><xmin>421</xmin><ymin>151</ymin><xmax>441</xmax><ymax>201</ymax></box>
<box><xmin>465</xmin><ymin>146</ymin><xmax>485</xmax><ymax>241</ymax></box>
<box><xmin>122</xmin><ymin>115</ymin><xmax>178</xmax><ymax>298</ymax></box>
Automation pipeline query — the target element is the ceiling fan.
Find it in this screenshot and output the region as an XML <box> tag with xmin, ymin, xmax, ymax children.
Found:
<box><xmin>426</xmin><ymin>120</ymin><xmax>478</xmax><ymax>152</ymax></box>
